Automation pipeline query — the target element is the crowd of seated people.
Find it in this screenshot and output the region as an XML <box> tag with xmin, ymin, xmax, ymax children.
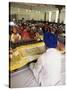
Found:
<box><xmin>9</xmin><ymin>20</ymin><xmax>65</xmax><ymax>49</ymax></box>
<box><xmin>9</xmin><ymin>21</ymin><xmax>65</xmax><ymax>61</ymax></box>
<box><xmin>9</xmin><ymin>23</ymin><xmax>42</xmax><ymax>49</ymax></box>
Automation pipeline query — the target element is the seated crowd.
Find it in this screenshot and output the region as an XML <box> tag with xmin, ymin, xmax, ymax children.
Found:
<box><xmin>9</xmin><ymin>21</ymin><xmax>65</xmax><ymax>49</ymax></box>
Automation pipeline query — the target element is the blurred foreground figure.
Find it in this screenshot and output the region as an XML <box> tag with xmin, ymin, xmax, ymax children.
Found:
<box><xmin>30</xmin><ymin>32</ymin><xmax>62</xmax><ymax>86</ymax></box>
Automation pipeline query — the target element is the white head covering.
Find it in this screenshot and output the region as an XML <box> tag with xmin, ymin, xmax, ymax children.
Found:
<box><xmin>9</xmin><ymin>21</ymin><xmax>17</xmax><ymax>26</ymax></box>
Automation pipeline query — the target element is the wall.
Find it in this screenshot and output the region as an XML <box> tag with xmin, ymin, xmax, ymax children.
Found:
<box><xmin>10</xmin><ymin>6</ymin><xmax>65</xmax><ymax>23</ymax></box>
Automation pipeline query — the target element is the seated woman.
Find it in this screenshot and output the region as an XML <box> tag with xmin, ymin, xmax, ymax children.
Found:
<box><xmin>21</xmin><ymin>28</ymin><xmax>31</xmax><ymax>42</ymax></box>
<box><xmin>30</xmin><ymin>30</ymin><xmax>35</xmax><ymax>40</ymax></box>
<box><xmin>10</xmin><ymin>27</ymin><xmax>21</xmax><ymax>48</ymax></box>
<box><xmin>29</xmin><ymin>32</ymin><xmax>63</xmax><ymax>86</ymax></box>
<box><xmin>35</xmin><ymin>32</ymin><xmax>42</xmax><ymax>41</ymax></box>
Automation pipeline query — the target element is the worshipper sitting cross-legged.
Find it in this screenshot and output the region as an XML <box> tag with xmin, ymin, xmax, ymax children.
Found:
<box><xmin>29</xmin><ymin>32</ymin><xmax>63</xmax><ymax>86</ymax></box>
<box><xmin>11</xmin><ymin>27</ymin><xmax>21</xmax><ymax>43</ymax></box>
<box><xmin>35</xmin><ymin>32</ymin><xmax>42</xmax><ymax>41</ymax></box>
<box><xmin>21</xmin><ymin>28</ymin><xmax>31</xmax><ymax>41</ymax></box>
<box><xmin>10</xmin><ymin>27</ymin><xmax>21</xmax><ymax>48</ymax></box>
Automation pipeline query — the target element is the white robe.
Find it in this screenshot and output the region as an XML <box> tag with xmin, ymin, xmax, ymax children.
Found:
<box><xmin>30</xmin><ymin>48</ymin><xmax>62</xmax><ymax>86</ymax></box>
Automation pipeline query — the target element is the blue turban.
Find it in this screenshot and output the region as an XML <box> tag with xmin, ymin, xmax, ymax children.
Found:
<box><xmin>43</xmin><ymin>32</ymin><xmax>57</xmax><ymax>48</ymax></box>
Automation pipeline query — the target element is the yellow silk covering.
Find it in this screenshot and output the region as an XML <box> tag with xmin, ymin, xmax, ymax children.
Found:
<box><xmin>10</xmin><ymin>42</ymin><xmax>45</xmax><ymax>72</ymax></box>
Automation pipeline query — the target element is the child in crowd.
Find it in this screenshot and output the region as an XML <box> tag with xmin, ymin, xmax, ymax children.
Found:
<box><xmin>10</xmin><ymin>27</ymin><xmax>21</xmax><ymax>43</ymax></box>
<box><xmin>21</xmin><ymin>28</ymin><xmax>31</xmax><ymax>41</ymax></box>
<box><xmin>35</xmin><ymin>32</ymin><xmax>41</xmax><ymax>41</ymax></box>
